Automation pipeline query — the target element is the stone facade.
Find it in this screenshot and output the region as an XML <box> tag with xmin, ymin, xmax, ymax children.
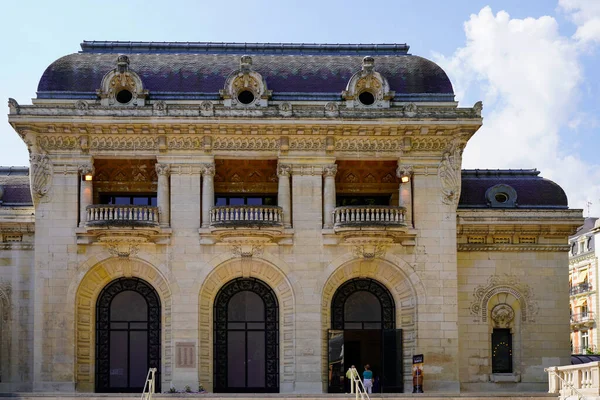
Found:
<box><xmin>568</xmin><ymin>217</ymin><xmax>599</xmax><ymax>354</ymax></box>
<box><xmin>2</xmin><ymin>41</ymin><xmax>583</xmax><ymax>394</ymax></box>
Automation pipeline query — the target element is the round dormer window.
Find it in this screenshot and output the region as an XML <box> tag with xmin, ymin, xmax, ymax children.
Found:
<box><xmin>494</xmin><ymin>192</ymin><xmax>509</xmax><ymax>204</ymax></box>
<box><xmin>358</xmin><ymin>91</ymin><xmax>375</xmax><ymax>106</ymax></box>
<box><xmin>116</xmin><ymin>89</ymin><xmax>133</xmax><ymax>104</ymax></box>
<box><xmin>237</xmin><ymin>90</ymin><xmax>255</xmax><ymax>105</ymax></box>
<box><xmin>485</xmin><ymin>184</ymin><xmax>517</xmax><ymax>208</ymax></box>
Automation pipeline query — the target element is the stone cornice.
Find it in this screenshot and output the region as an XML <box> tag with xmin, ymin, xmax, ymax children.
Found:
<box><xmin>458</xmin><ymin>244</ymin><xmax>570</xmax><ymax>252</ymax></box>
<box><xmin>11</xmin><ymin>101</ymin><xmax>482</xmax><ymax>121</ymax></box>
<box><xmin>569</xmin><ymin>253</ymin><xmax>597</xmax><ymax>266</ymax></box>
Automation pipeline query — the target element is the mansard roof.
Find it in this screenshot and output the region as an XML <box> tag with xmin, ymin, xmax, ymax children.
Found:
<box><xmin>459</xmin><ymin>169</ymin><xmax>568</xmax><ymax>209</ymax></box>
<box><xmin>0</xmin><ymin>167</ymin><xmax>32</xmax><ymax>206</ymax></box>
<box><xmin>36</xmin><ymin>41</ymin><xmax>454</xmax><ymax>102</ymax></box>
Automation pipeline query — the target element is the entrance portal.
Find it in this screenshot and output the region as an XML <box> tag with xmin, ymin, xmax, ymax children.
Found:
<box><xmin>95</xmin><ymin>277</ymin><xmax>161</xmax><ymax>393</ymax></box>
<box><xmin>214</xmin><ymin>278</ymin><xmax>279</xmax><ymax>393</ymax></box>
<box><xmin>328</xmin><ymin>278</ymin><xmax>403</xmax><ymax>393</ymax></box>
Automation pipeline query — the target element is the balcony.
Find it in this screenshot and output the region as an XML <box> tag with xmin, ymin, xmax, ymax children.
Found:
<box><xmin>571</xmin><ymin>282</ymin><xmax>593</xmax><ymax>296</ymax></box>
<box><xmin>571</xmin><ymin>312</ymin><xmax>595</xmax><ymax>329</ymax></box>
<box><xmin>328</xmin><ymin>206</ymin><xmax>415</xmax><ymax>249</ymax></box>
<box><xmin>77</xmin><ymin>205</ymin><xmax>169</xmax><ymax>245</ymax></box>
<box><xmin>205</xmin><ymin>205</ymin><xmax>288</xmax><ymax>245</ymax></box>
<box><xmin>210</xmin><ymin>205</ymin><xmax>283</xmax><ymax>228</ymax></box>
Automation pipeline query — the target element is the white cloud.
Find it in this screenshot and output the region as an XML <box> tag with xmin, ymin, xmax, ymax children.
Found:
<box><xmin>435</xmin><ymin>6</ymin><xmax>600</xmax><ymax>216</ymax></box>
<box><xmin>559</xmin><ymin>0</ymin><xmax>600</xmax><ymax>45</ymax></box>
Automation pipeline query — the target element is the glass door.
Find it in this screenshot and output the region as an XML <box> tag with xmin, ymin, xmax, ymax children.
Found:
<box><xmin>328</xmin><ymin>330</ymin><xmax>345</xmax><ymax>393</ymax></box>
<box><xmin>382</xmin><ymin>329</ymin><xmax>403</xmax><ymax>393</ymax></box>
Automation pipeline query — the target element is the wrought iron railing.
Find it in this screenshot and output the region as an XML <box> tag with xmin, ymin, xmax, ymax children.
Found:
<box><xmin>86</xmin><ymin>205</ymin><xmax>160</xmax><ymax>226</ymax></box>
<box><xmin>210</xmin><ymin>205</ymin><xmax>283</xmax><ymax>227</ymax></box>
<box><xmin>571</xmin><ymin>312</ymin><xmax>595</xmax><ymax>325</ymax></box>
<box><xmin>333</xmin><ymin>206</ymin><xmax>406</xmax><ymax>228</ymax></box>
<box><xmin>571</xmin><ymin>282</ymin><xmax>593</xmax><ymax>296</ymax></box>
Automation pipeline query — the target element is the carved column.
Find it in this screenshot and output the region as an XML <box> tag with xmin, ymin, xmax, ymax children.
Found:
<box><xmin>78</xmin><ymin>163</ymin><xmax>94</xmax><ymax>227</ymax></box>
<box><xmin>156</xmin><ymin>163</ymin><xmax>171</xmax><ymax>228</ymax></box>
<box><xmin>323</xmin><ymin>164</ymin><xmax>338</xmax><ymax>229</ymax></box>
<box><xmin>201</xmin><ymin>163</ymin><xmax>215</xmax><ymax>228</ymax></box>
<box><xmin>397</xmin><ymin>164</ymin><xmax>413</xmax><ymax>227</ymax></box>
<box><xmin>277</xmin><ymin>164</ymin><xmax>292</xmax><ymax>228</ymax></box>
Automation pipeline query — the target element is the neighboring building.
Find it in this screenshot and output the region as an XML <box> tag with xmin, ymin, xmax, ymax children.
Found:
<box><xmin>2</xmin><ymin>41</ymin><xmax>582</xmax><ymax>394</ymax></box>
<box><xmin>569</xmin><ymin>217</ymin><xmax>600</xmax><ymax>354</ymax></box>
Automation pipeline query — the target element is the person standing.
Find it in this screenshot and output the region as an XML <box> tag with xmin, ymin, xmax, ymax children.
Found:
<box><xmin>345</xmin><ymin>364</ymin><xmax>356</xmax><ymax>393</ymax></box>
<box><xmin>363</xmin><ymin>364</ymin><xmax>373</xmax><ymax>394</ymax></box>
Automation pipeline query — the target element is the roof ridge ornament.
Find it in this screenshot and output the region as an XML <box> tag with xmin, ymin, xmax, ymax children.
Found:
<box><xmin>220</xmin><ymin>55</ymin><xmax>271</xmax><ymax>107</ymax></box>
<box><xmin>97</xmin><ymin>54</ymin><xmax>148</xmax><ymax>107</ymax></box>
<box><xmin>342</xmin><ymin>56</ymin><xmax>394</xmax><ymax>109</ymax></box>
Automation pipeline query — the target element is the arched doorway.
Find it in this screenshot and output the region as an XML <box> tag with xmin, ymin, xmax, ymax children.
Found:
<box><xmin>328</xmin><ymin>278</ymin><xmax>403</xmax><ymax>393</ymax></box>
<box><xmin>214</xmin><ymin>278</ymin><xmax>279</xmax><ymax>393</ymax></box>
<box><xmin>95</xmin><ymin>277</ymin><xmax>161</xmax><ymax>393</ymax></box>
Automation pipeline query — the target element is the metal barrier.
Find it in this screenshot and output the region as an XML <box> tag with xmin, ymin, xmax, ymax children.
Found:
<box><xmin>141</xmin><ymin>368</ymin><xmax>157</xmax><ymax>400</ymax></box>
<box><xmin>349</xmin><ymin>367</ymin><xmax>370</xmax><ymax>400</ymax></box>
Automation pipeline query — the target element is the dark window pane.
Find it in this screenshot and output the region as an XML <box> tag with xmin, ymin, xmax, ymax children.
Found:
<box><xmin>114</xmin><ymin>196</ymin><xmax>131</xmax><ymax>205</ymax></box>
<box><xmin>130</xmin><ymin>331</ymin><xmax>148</xmax><ymax>387</ymax></box>
<box><xmin>109</xmin><ymin>331</ymin><xmax>128</xmax><ymax>387</ymax></box>
<box><xmin>264</xmin><ymin>197</ymin><xmax>277</xmax><ymax>206</ymax></box>
<box><xmin>247</xmin><ymin>331</ymin><xmax>265</xmax><ymax>387</ymax></box>
<box><xmin>228</xmin><ymin>322</ymin><xmax>245</xmax><ymax>330</ymax></box>
<box><xmin>111</xmin><ymin>291</ymin><xmax>148</xmax><ymax>322</ymax></box>
<box><xmin>344</xmin><ymin>291</ymin><xmax>382</xmax><ymax>322</ymax></box>
<box><xmin>228</xmin><ymin>331</ymin><xmax>246</xmax><ymax>387</ymax></box>
<box><xmin>228</xmin><ymin>291</ymin><xmax>265</xmax><ymax>322</ymax></box>
<box><xmin>110</xmin><ymin>322</ymin><xmax>128</xmax><ymax>330</ymax></box>
<box><xmin>344</xmin><ymin>322</ymin><xmax>363</xmax><ymax>329</ymax></box>
<box><xmin>363</xmin><ymin>322</ymin><xmax>382</xmax><ymax>329</ymax></box>
<box><xmin>215</xmin><ymin>197</ymin><xmax>227</xmax><ymax>206</ymax></box>
<box><xmin>229</xmin><ymin>197</ymin><xmax>245</xmax><ymax>206</ymax></box>
<box><xmin>247</xmin><ymin>322</ymin><xmax>265</xmax><ymax>330</ymax></box>
<box><xmin>132</xmin><ymin>197</ymin><xmax>148</xmax><ymax>205</ymax></box>
<box><xmin>336</xmin><ymin>196</ymin><xmax>391</xmax><ymax>207</ymax></box>
<box><xmin>150</xmin><ymin>196</ymin><xmax>157</xmax><ymax>206</ymax></box>
<box><xmin>130</xmin><ymin>322</ymin><xmax>148</xmax><ymax>330</ymax></box>
<box><xmin>247</xmin><ymin>197</ymin><xmax>263</xmax><ymax>206</ymax></box>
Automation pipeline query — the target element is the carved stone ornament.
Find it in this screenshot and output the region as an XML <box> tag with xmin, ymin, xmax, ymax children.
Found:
<box><xmin>403</xmin><ymin>103</ymin><xmax>418</xmax><ymax>117</ymax></box>
<box><xmin>473</xmin><ymin>101</ymin><xmax>483</xmax><ymax>117</ymax></box>
<box><xmin>491</xmin><ymin>303</ymin><xmax>515</xmax><ymax>328</ymax></box>
<box><xmin>323</xmin><ymin>164</ymin><xmax>338</xmax><ymax>177</ymax></box>
<box><xmin>8</xmin><ymin>98</ymin><xmax>20</xmax><ymax>115</ymax></box>
<box><xmin>78</xmin><ymin>163</ymin><xmax>94</xmax><ymax>177</ymax></box>
<box><xmin>30</xmin><ymin>153</ymin><xmax>53</xmax><ymax>204</ymax></box>
<box><xmin>0</xmin><ymin>280</ymin><xmax>11</xmax><ymax>322</ymax></box>
<box><xmin>352</xmin><ymin>243</ymin><xmax>387</xmax><ymax>259</ymax></box>
<box><xmin>231</xmin><ymin>243</ymin><xmax>264</xmax><ymax>258</ymax></box>
<box><xmin>396</xmin><ymin>164</ymin><xmax>413</xmax><ymax>179</ymax></box>
<box><xmin>342</xmin><ymin>56</ymin><xmax>394</xmax><ymax>108</ymax></box>
<box><xmin>279</xmin><ymin>102</ymin><xmax>292</xmax><ymax>116</ymax></box>
<box><xmin>201</xmin><ymin>163</ymin><xmax>215</xmax><ymax>177</ymax></box>
<box><xmin>155</xmin><ymin>163</ymin><xmax>171</xmax><ymax>176</ymax></box>
<box><xmin>324</xmin><ymin>102</ymin><xmax>339</xmax><ymax>116</ymax></box>
<box><xmin>97</xmin><ymin>55</ymin><xmax>148</xmax><ymax>106</ymax></box>
<box><xmin>199</xmin><ymin>101</ymin><xmax>214</xmax><ymax>116</ymax></box>
<box><xmin>74</xmin><ymin>100</ymin><xmax>89</xmax><ymax>111</ymax></box>
<box><xmin>470</xmin><ymin>274</ymin><xmax>538</xmax><ymax>323</ymax></box>
<box><xmin>438</xmin><ymin>138</ymin><xmax>465</xmax><ymax>205</ymax></box>
<box><xmin>277</xmin><ymin>163</ymin><xmax>291</xmax><ymax>177</ymax></box>
<box><xmin>153</xmin><ymin>101</ymin><xmax>167</xmax><ymax>114</ymax></box>
<box><xmin>220</xmin><ymin>55</ymin><xmax>272</xmax><ymax>107</ymax></box>
<box><xmin>104</xmin><ymin>241</ymin><xmax>140</xmax><ymax>258</ymax></box>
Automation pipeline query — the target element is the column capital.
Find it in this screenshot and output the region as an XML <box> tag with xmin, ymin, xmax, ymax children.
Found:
<box><xmin>396</xmin><ymin>164</ymin><xmax>414</xmax><ymax>178</ymax></box>
<box><xmin>277</xmin><ymin>163</ymin><xmax>291</xmax><ymax>177</ymax></box>
<box><xmin>155</xmin><ymin>163</ymin><xmax>171</xmax><ymax>176</ymax></box>
<box><xmin>201</xmin><ymin>163</ymin><xmax>215</xmax><ymax>177</ymax></box>
<box><xmin>323</xmin><ymin>164</ymin><xmax>338</xmax><ymax>177</ymax></box>
<box><xmin>78</xmin><ymin>163</ymin><xmax>94</xmax><ymax>176</ymax></box>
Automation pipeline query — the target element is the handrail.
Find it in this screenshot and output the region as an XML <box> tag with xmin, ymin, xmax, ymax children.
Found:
<box><xmin>349</xmin><ymin>367</ymin><xmax>370</xmax><ymax>400</ymax></box>
<box><xmin>210</xmin><ymin>205</ymin><xmax>283</xmax><ymax>226</ymax></box>
<box><xmin>86</xmin><ymin>204</ymin><xmax>159</xmax><ymax>224</ymax></box>
<box><xmin>141</xmin><ymin>367</ymin><xmax>157</xmax><ymax>400</ymax></box>
<box><xmin>545</xmin><ymin>366</ymin><xmax>586</xmax><ymax>400</ymax></box>
<box><xmin>333</xmin><ymin>206</ymin><xmax>406</xmax><ymax>227</ymax></box>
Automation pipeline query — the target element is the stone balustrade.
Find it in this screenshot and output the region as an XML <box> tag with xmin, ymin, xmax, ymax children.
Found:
<box><xmin>547</xmin><ymin>361</ymin><xmax>600</xmax><ymax>399</ymax></box>
<box><xmin>333</xmin><ymin>206</ymin><xmax>406</xmax><ymax>228</ymax></box>
<box><xmin>210</xmin><ymin>205</ymin><xmax>283</xmax><ymax>227</ymax></box>
<box><xmin>86</xmin><ymin>205</ymin><xmax>160</xmax><ymax>226</ymax></box>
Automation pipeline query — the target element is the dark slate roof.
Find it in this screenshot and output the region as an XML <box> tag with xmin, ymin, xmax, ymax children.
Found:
<box><xmin>572</xmin><ymin>354</ymin><xmax>600</xmax><ymax>364</ymax></box>
<box><xmin>458</xmin><ymin>169</ymin><xmax>568</xmax><ymax>209</ymax></box>
<box><xmin>0</xmin><ymin>167</ymin><xmax>32</xmax><ymax>206</ymax></box>
<box><xmin>36</xmin><ymin>41</ymin><xmax>454</xmax><ymax>101</ymax></box>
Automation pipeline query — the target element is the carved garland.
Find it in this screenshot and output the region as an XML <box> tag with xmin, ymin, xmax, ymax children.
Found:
<box><xmin>470</xmin><ymin>275</ymin><xmax>538</xmax><ymax>323</ymax></box>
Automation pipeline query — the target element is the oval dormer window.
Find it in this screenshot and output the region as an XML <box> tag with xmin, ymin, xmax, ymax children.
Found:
<box><xmin>237</xmin><ymin>90</ymin><xmax>255</xmax><ymax>105</ymax></box>
<box><xmin>116</xmin><ymin>89</ymin><xmax>133</xmax><ymax>104</ymax></box>
<box><xmin>358</xmin><ymin>91</ymin><xmax>375</xmax><ymax>106</ymax></box>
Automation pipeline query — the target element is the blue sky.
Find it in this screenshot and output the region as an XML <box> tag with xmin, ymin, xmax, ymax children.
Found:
<box><xmin>1</xmin><ymin>0</ymin><xmax>599</xmax><ymax>215</ymax></box>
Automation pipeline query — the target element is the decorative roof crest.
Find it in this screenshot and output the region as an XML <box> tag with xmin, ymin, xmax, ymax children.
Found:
<box><xmin>343</xmin><ymin>56</ymin><xmax>394</xmax><ymax>109</ymax></box>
